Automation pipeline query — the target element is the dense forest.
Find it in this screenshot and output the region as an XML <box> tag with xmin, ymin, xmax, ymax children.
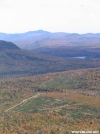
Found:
<box><xmin>0</xmin><ymin>68</ymin><xmax>100</xmax><ymax>133</ymax></box>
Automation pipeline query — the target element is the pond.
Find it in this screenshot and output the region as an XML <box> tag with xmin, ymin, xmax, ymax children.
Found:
<box><xmin>73</xmin><ymin>56</ymin><xmax>86</xmax><ymax>59</ymax></box>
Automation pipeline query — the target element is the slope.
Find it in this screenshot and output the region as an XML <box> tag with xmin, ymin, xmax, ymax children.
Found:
<box><xmin>1</xmin><ymin>40</ymin><xmax>100</xmax><ymax>78</ymax></box>
<box><xmin>0</xmin><ymin>68</ymin><xmax>100</xmax><ymax>133</ymax></box>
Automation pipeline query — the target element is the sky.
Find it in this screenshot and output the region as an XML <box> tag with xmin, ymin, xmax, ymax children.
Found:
<box><xmin>0</xmin><ymin>0</ymin><xmax>100</xmax><ymax>34</ymax></box>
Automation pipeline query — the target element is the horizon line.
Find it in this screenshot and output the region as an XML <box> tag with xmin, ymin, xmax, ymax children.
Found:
<box><xmin>0</xmin><ymin>29</ymin><xmax>100</xmax><ymax>34</ymax></box>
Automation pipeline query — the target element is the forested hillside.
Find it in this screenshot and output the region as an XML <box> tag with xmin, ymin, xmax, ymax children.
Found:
<box><xmin>0</xmin><ymin>68</ymin><xmax>100</xmax><ymax>133</ymax></box>
<box><xmin>1</xmin><ymin>40</ymin><xmax>100</xmax><ymax>78</ymax></box>
<box><xmin>0</xmin><ymin>40</ymin><xmax>20</xmax><ymax>50</ymax></box>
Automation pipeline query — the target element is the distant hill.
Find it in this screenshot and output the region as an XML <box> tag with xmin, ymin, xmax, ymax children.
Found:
<box><xmin>0</xmin><ymin>30</ymin><xmax>100</xmax><ymax>49</ymax></box>
<box><xmin>0</xmin><ymin>30</ymin><xmax>100</xmax><ymax>58</ymax></box>
<box><xmin>0</xmin><ymin>30</ymin><xmax>53</xmax><ymax>48</ymax></box>
<box><xmin>0</xmin><ymin>40</ymin><xmax>20</xmax><ymax>50</ymax></box>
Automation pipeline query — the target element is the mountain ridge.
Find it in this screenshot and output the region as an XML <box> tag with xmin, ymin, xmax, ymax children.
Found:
<box><xmin>0</xmin><ymin>40</ymin><xmax>20</xmax><ymax>50</ymax></box>
<box><xmin>0</xmin><ymin>30</ymin><xmax>100</xmax><ymax>49</ymax></box>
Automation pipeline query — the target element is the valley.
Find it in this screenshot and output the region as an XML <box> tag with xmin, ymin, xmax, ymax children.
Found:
<box><xmin>0</xmin><ymin>32</ymin><xmax>100</xmax><ymax>133</ymax></box>
<box><xmin>1</xmin><ymin>31</ymin><xmax>100</xmax><ymax>58</ymax></box>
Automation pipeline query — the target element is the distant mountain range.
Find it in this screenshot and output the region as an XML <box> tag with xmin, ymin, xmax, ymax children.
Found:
<box><xmin>0</xmin><ymin>30</ymin><xmax>100</xmax><ymax>50</ymax></box>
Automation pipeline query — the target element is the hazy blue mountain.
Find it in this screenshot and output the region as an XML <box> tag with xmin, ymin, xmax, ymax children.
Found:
<box><xmin>0</xmin><ymin>40</ymin><xmax>20</xmax><ymax>50</ymax></box>
<box><xmin>0</xmin><ymin>30</ymin><xmax>100</xmax><ymax>58</ymax></box>
<box><xmin>0</xmin><ymin>30</ymin><xmax>100</xmax><ymax>50</ymax></box>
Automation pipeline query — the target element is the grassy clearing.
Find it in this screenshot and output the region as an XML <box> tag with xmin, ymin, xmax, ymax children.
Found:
<box><xmin>8</xmin><ymin>92</ymin><xmax>99</xmax><ymax>120</ymax></box>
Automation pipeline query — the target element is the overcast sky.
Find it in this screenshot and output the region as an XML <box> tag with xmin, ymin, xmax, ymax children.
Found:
<box><xmin>0</xmin><ymin>0</ymin><xmax>100</xmax><ymax>33</ymax></box>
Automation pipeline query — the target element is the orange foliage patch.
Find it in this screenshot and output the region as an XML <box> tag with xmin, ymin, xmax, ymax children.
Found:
<box><xmin>40</xmin><ymin>91</ymin><xmax>65</xmax><ymax>98</ymax></box>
